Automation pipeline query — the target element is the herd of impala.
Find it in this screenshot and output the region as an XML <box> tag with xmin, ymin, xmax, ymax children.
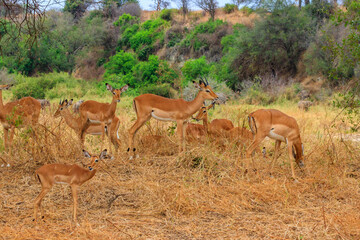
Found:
<box><xmin>0</xmin><ymin>78</ymin><xmax>305</xmax><ymax>224</ymax></box>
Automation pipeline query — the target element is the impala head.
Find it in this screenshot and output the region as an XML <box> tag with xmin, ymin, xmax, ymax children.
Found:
<box><xmin>83</xmin><ymin>149</ymin><xmax>107</xmax><ymax>170</ymax></box>
<box><xmin>53</xmin><ymin>99</ymin><xmax>73</xmax><ymax>118</ymax></box>
<box><xmin>193</xmin><ymin>77</ymin><xmax>218</xmax><ymax>101</ymax></box>
<box><xmin>292</xmin><ymin>140</ymin><xmax>305</xmax><ymax>168</ymax></box>
<box><xmin>193</xmin><ymin>102</ymin><xmax>214</xmax><ymax>121</ymax></box>
<box><xmin>106</xmin><ymin>83</ymin><xmax>129</xmax><ymax>103</ymax></box>
<box><xmin>0</xmin><ymin>84</ymin><xmax>14</xmax><ymax>90</ymax></box>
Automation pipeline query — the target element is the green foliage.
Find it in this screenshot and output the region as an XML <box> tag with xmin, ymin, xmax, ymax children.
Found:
<box><xmin>224</xmin><ymin>4</ymin><xmax>238</xmax><ymax>14</ymax></box>
<box><xmin>104</xmin><ymin>50</ymin><xmax>137</xmax><ymax>77</ymax></box>
<box><xmin>160</xmin><ymin>9</ymin><xmax>173</xmax><ymax>21</ymax></box>
<box><xmin>181</xmin><ymin>56</ymin><xmax>211</xmax><ymax>86</ymax></box>
<box><xmin>180</xmin><ymin>19</ymin><xmax>227</xmax><ymax>50</ymax></box>
<box><xmin>103</xmin><ymin>54</ymin><xmax>178</xmax><ymax>97</ymax></box>
<box><xmin>139</xmin><ymin>83</ymin><xmax>173</xmax><ymax>98</ymax></box>
<box><xmin>218</xmin><ymin>3</ymin><xmax>315</xmax><ymax>90</ymax></box>
<box><xmin>116</xmin><ymin>16</ymin><xmax>168</xmax><ymax>60</ymax></box>
<box><xmin>11</xmin><ymin>72</ymin><xmax>88</xmax><ymax>99</ymax></box>
<box><xmin>240</xmin><ymin>6</ymin><xmax>253</xmax><ymax>15</ymax></box>
<box><xmin>304</xmin><ymin>0</ymin><xmax>334</xmax><ymax>23</ymax></box>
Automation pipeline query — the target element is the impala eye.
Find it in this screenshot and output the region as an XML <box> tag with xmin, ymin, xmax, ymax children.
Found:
<box><xmin>206</xmin><ymin>90</ymin><xmax>210</xmax><ymax>93</ymax></box>
<box><xmin>112</xmin><ymin>92</ymin><xmax>116</xmax><ymax>95</ymax></box>
<box><xmin>95</xmin><ymin>159</ymin><xmax>99</xmax><ymax>162</ymax></box>
<box><xmin>60</xmin><ymin>107</ymin><xmax>63</xmax><ymax>110</ymax></box>
<box><xmin>203</xmin><ymin>111</ymin><xmax>206</xmax><ymax>113</ymax></box>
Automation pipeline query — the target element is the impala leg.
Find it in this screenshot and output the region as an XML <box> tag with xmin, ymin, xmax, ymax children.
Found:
<box><xmin>176</xmin><ymin>120</ymin><xmax>185</xmax><ymax>153</ymax></box>
<box><xmin>182</xmin><ymin>121</ymin><xmax>188</xmax><ymax>152</ymax></box>
<box><xmin>245</xmin><ymin>134</ymin><xmax>266</xmax><ymax>172</ymax></box>
<box><xmin>71</xmin><ymin>185</ymin><xmax>78</xmax><ymax>223</ymax></box>
<box><xmin>128</xmin><ymin>115</ymin><xmax>150</xmax><ymax>158</ymax></box>
<box><xmin>100</xmin><ymin>123</ymin><xmax>105</xmax><ymax>152</ymax></box>
<box><xmin>9</xmin><ymin>126</ymin><xmax>15</xmax><ymax>155</ymax></box>
<box><xmin>3</xmin><ymin>128</ymin><xmax>9</xmax><ymax>153</ymax></box>
<box><xmin>105</xmin><ymin>124</ymin><xmax>112</xmax><ymax>156</ymax></box>
<box><xmin>286</xmin><ymin>141</ymin><xmax>297</xmax><ymax>181</ymax></box>
<box><xmin>270</xmin><ymin>140</ymin><xmax>281</xmax><ymax>171</ymax></box>
<box><xmin>33</xmin><ymin>187</ymin><xmax>50</xmax><ymax>222</ymax></box>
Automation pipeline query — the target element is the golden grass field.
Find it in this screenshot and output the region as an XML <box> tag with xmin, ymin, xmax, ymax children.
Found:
<box><xmin>0</xmin><ymin>95</ymin><xmax>359</xmax><ymax>239</ymax></box>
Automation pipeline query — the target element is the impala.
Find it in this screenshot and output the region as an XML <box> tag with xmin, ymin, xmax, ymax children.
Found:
<box><xmin>0</xmin><ymin>84</ymin><xmax>41</xmax><ymax>154</ymax></box>
<box><xmin>128</xmin><ymin>79</ymin><xmax>218</xmax><ymax>158</ymax></box>
<box><xmin>54</xmin><ymin>99</ymin><xmax>121</xmax><ymax>154</ymax></box>
<box><xmin>186</xmin><ymin>122</ymin><xmax>206</xmax><ymax>141</ymax></box>
<box><xmin>78</xmin><ymin>83</ymin><xmax>128</xmax><ymax>145</ymax></box>
<box><xmin>246</xmin><ymin>109</ymin><xmax>304</xmax><ymax>180</ymax></box>
<box><xmin>33</xmin><ymin>149</ymin><xmax>107</xmax><ymax>223</ymax></box>
<box><xmin>193</xmin><ymin>102</ymin><xmax>234</xmax><ymax>136</ymax></box>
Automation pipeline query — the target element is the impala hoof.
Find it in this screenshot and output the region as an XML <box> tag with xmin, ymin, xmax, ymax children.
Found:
<box><xmin>299</xmin><ymin>161</ymin><xmax>305</xmax><ymax>168</ymax></box>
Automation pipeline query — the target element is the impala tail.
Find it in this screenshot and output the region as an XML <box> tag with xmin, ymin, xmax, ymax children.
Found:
<box><xmin>248</xmin><ymin>115</ymin><xmax>257</xmax><ymax>135</ymax></box>
<box><xmin>35</xmin><ymin>172</ymin><xmax>41</xmax><ymax>184</ymax></box>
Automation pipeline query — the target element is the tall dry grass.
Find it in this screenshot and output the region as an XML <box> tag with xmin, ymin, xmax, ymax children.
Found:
<box><xmin>0</xmin><ymin>97</ymin><xmax>359</xmax><ymax>239</ymax></box>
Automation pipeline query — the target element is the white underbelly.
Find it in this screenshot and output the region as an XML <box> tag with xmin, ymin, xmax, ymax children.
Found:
<box><xmin>55</xmin><ymin>181</ymin><xmax>68</xmax><ymax>185</ymax></box>
<box><xmin>151</xmin><ymin>112</ymin><xmax>175</xmax><ymax>122</ymax></box>
<box><xmin>268</xmin><ymin>128</ymin><xmax>286</xmax><ymax>142</ymax></box>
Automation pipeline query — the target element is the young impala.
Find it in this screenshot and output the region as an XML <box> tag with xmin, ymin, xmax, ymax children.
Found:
<box><xmin>54</xmin><ymin>99</ymin><xmax>121</xmax><ymax>154</ymax></box>
<box><xmin>0</xmin><ymin>84</ymin><xmax>41</xmax><ymax>155</ymax></box>
<box><xmin>193</xmin><ymin>102</ymin><xmax>234</xmax><ymax>136</ymax></box>
<box><xmin>246</xmin><ymin>109</ymin><xmax>305</xmax><ymax>180</ymax></box>
<box><xmin>78</xmin><ymin>83</ymin><xmax>128</xmax><ymax>146</ymax></box>
<box><xmin>128</xmin><ymin>78</ymin><xmax>218</xmax><ymax>158</ymax></box>
<box><xmin>33</xmin><ymin>149</ymin><xmax>107</xmax><ymax>223</ymax></box>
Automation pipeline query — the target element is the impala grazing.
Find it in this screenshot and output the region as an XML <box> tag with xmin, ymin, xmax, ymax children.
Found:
<box><xmin>0</xmin><ymin>84</ymin><xmax>41</xmax><ymax>154</ymax></box>
<box><xmin>54</xmin><ymin>99</ymin><xmax>121</xmax><ymax>154</ymax></box>
<box><xmin>128</xmin><ymin>79</ymin><xmax>218</xmax><ymax>158</ymax></box>
<box><xmin>78</xmin><ymin>83</ymin><xmax>128</xmax><ymax>146</ymax></box>
<box><xmin>193</xmin><ymin>103</ymin><xmax>234</xmax><ymax>136</ymax></box>
<box><xmin>246</xmin><ymin>109</ymin><xmax>304</xmax><ymax>180</ymax></box>
<box><xmin>33</xmin><ymin>149</ymin><xmax>107</xmax><ymax>223</ymax></box>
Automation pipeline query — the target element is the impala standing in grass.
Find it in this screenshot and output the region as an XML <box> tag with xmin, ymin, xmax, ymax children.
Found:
<box><xmin>128</xmin><ymin>78</ymin><xmax>218</xmax><ymax>159</ymax></box>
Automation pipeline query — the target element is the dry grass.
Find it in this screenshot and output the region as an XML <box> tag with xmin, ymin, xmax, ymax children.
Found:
<box><xmin>1</xmin><ymin>97</ymin><xmax>360</xmax><ymax>239</ymax></box>
<box><xmin>141</xmin><ymin>9</ymin><xmax>258</xmax><ymax>28</ymax></box>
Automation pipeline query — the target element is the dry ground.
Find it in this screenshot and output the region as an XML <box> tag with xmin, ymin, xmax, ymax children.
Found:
<box><xmin>0</xmin><ymin>98</ymin><xmax>359</xmax><ymax>239</ymax></box>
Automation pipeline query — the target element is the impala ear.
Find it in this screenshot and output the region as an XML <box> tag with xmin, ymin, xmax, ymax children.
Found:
<box><xmin>99</xmin><ymin>149</ymin><xmax>107</xmax><ymax>159</ymax></box>
<box><xmin>83</xmin><ymin>150</ymin><xmax>91</xmax><ymax>158</ymax></box>
<box><xmin>106</xmin><ymin>83</ymin><xmax>114</xmax><ymax>92</ymax></box>
<box><xmin>198</xmin><ymin>80</ymin><xmax>206</xmax><ymax>87</ymax></box>
<box><xmin>120</xmin><ymin>85</ymin><xmax>129</xmax><ymax>93</ymax></box>
<box><xmin>193</xmin><ymin>81</ymin><xmax>201</xmax><ymax>89</ymax></box>
<box><xmin>67</xmin><ymin>99</ymin><xmax>73</xmax><ymax>106</ymax></box>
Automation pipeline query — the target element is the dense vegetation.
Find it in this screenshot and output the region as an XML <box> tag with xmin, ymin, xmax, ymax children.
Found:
<box><xmin>0</xmin><ymin>0</ymin><xmax>358</xmax><ymax>119</ymax></box>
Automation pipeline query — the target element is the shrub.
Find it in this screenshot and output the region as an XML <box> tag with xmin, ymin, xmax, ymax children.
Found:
<box><xmin>139</xmin><ymin>83</ymin><xmax>174</xmax><ymax>98</ymax></box>
<box><xmin>103</xmin><ymin>51</ymin><xmax>138</xmax><ymax>77</ymax></box>
<box><xmin>240</xmin><ymin>6</ymin><xmax>253</xmax><ymax>15</ymax></box>
<box><xmin>160</xmin><ymin>9</ymin><xmax>173</xmax><ymax>21</ymax></box>
<box><xmin>181</xmin><ymin>56</ymin><xmax>211</xmax><ymax>87</ymax></box>
<box><xmin>224</xmin><ymin>4</ymin><xmax>237</xmax><ymax>14</ymax></box>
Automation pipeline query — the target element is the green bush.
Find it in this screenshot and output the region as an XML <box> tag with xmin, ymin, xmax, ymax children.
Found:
<box><xmin>240</xmin><ymin>6</ymin><xmax>253</xmax><ymax>15</ymax></box>
<box><xmin>104</xmin><ymin>51</ymin><xmax>138</xmax><ymax>78</ymax></box>
<box><xmin>224</xmin><ymin>4</ymin><xmax>238</xmax><ymax>14</ymax></box>
<box><xmin>11</xmin><ymin>72</ymin><xmax>87</xmax><ymax>99</ymax></box>
<box><xmin>160</xmin><ymin>9</ymin><xmax>173</xmax><ymax>21</ymax></box>
<box><xmin>181</xmin><ymin>56</ymin><xmax>211</xmax><ymax>87</ymax></box>
<box><xmin>139</xmin><ymin>83</ymin><xmax>174</xmax><ymax>98</ymax></box>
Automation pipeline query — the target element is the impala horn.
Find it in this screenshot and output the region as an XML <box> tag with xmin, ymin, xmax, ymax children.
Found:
<box><xmin>204</xmin><ymin>76</ymin><xmax>209</xmax><ymax>86</ymax></box>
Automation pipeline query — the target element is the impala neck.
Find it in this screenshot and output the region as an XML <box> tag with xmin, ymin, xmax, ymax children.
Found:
<box><xmin>61</xmin><ymin>109</ymin><xmax>81</xmax><ymax>130</ymax></box>
<box><xmin>80</xmin><ymin>168</ymin><xmax>97</xmax><ymax>184</ymax></box>
<box><xmin>187</xmin><ymin>91</ymin><xmax>208</xmax><ymax>117</ymax></box>
<box><xmin>106</xmin><ymin>96</ymin><xmax>118</xmax><ymax>118</ymax></box>
<box><xmin>202</xmin><ymin>114</ymin><xmax>209</xmax><ymax>133</ymax></box>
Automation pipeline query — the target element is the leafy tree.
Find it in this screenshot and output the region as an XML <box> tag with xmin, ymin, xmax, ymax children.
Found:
<box><xmin>181</xmin><ymin>56</ymin><xmax>210</xmax><ymax>86</ymax></box>
<box><xmin>219</xmin><ymin>3</ymin><xmax>315</xmax><ymax>90</ymax></box>
<box><xmin>64</xmin><ymin>0</ymin><xmax>90</xmax><ymax>20</ymax></box>
<box><xmin>193</xmin><ymin>0</ymin><xmax>218</xmax><ymax>21</ymax></box>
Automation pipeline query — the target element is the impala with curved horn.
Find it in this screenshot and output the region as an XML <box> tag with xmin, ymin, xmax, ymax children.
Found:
<box><xmin>127</xmin><ymin>77</ymin><xmax>218</xmax><ymax>158</ymax></box>
<box><xmin>246</xmin><ymin>109</ymin><xmax>305</xmax><ymax>180</ymax></box>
